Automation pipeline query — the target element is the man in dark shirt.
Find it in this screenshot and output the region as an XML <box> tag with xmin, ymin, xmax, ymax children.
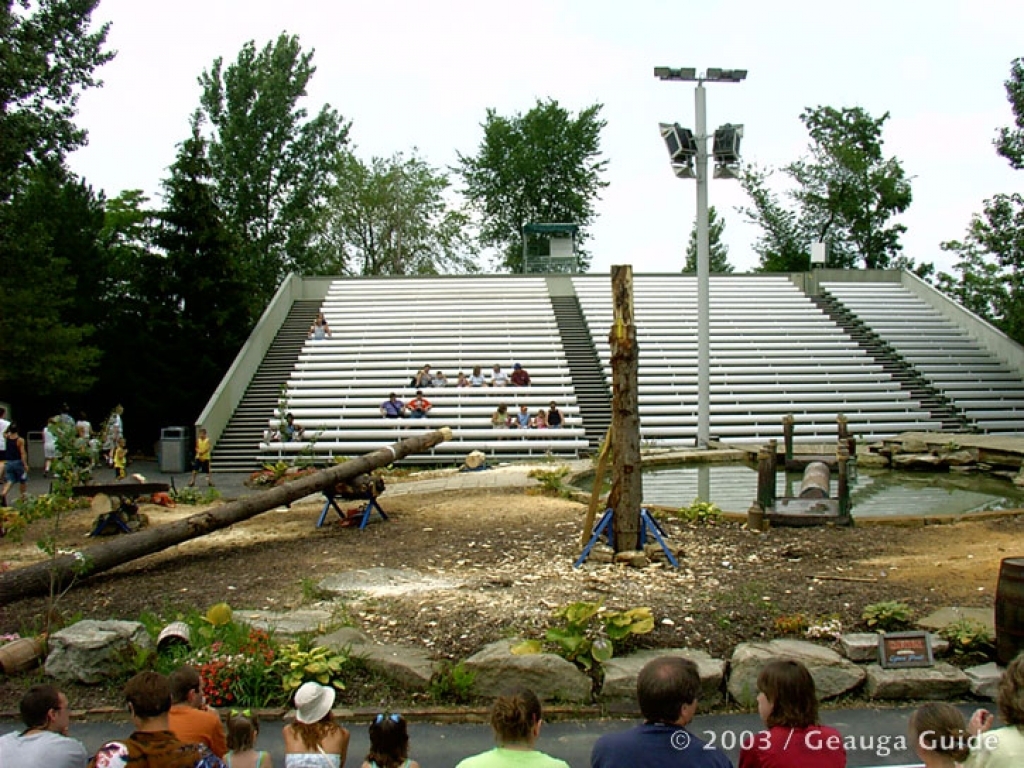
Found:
<box><xmin>510</xmin><ymin>363</ymin><xmax>531</xmax><ymax>386</ymax></box>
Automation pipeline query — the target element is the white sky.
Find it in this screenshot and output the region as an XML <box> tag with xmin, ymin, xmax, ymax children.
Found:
<box><xmin>67</xmin><ymin>0</ymin><xmax>1023</xmax><ymax>275</ymax></box>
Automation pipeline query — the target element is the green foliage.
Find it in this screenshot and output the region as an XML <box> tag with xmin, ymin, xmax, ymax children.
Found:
<box><xmin>676</xmin><ymin>498</ymin><xmax>722</xmax><ymax>524</ymax></box>
<box><xmin>274</xmin><ymin>643</ymin><xmax>349</xmax><ymax>693</ymax></box>
<box><xmin>324</xmin><ymin>151</ymin><xmax>479</xmax><ymax>276</ymax></box>
<box><xmin>997</xmin><ymin>58</ymin><xmax>1024</xmax><ymax>170</ymax></box>
<box><xmin>773</xmin><ymin>613</ymin><xmax>809</xmax><ymax>635</ymax></box>
<box><xmin>429</xmin><ymin>661</ymin><xmax>477</xmax><ymax>704</ymax></box>
<box><xmin>171</xmin><ymin>486</ymin><xmax>221</xmax><ymax>505</ymax></box>
<box><xmin>528</xmin><ymin>465</ymin><xmax>572</xmax><ymax>496</ymax></box>
<box><xmin>862</xmin><ymin>601</ymin><xmax>914</xmax><ymax>631</ymax></box>
<box><xmin>683</xmin><ymin>206</ymin><xmax>734</xmax><ymax>273</ymax></box>
<box><xmin>939</xmin><ymin>618</ymin><xmax>994</xmax><ymax>659</ymax></box>
<box><xmin>740</xmin><ymin>107</ymin><xmax>914</xmax><ymax>272</ymax></box>
<box><xmin>457</xmin><ymin>99</ymin><xmax>608</xmax><ymax>272</ymax></box>
<box><xmin>513</xmin><ymin>601</ymin><xmax>654</xmax><ymax>672</ymax></box>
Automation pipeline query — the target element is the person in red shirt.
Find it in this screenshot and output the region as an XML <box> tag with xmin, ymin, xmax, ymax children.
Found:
<box><xmin>407</xmin><ymin>391</ymin><xmax>433</xmax><ymax>418</ymax></box>
<box><xmin>738</xmin><ymin>659</ymin><xmax>846</xmax><ymax>768</ymax></box>
<box><xmin>510</xmin><ymin>363</ymin><xmax>531</xmax><ymax>386</ymax></box>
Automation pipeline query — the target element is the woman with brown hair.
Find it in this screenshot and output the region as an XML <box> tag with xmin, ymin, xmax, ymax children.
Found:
<box><xmin>911</xmin><ymin>702</ymin><xmax>971</xmax><ymax>767</ymax></box>
<box><xmin>455</xmin><ymin>687</ymin><xmax>568</xmax><ymax>767</ymax></box>
<box><xmin>967</xmin><ymin>652</ymin><xmax>1024</xmax><ymax>767</ymax></box>
<box><xmin>282</xmin><ymin>682</ymin><xmax>349</xmax><ymax>768</ymax></box>
<box><xmin>738</xmin><ymin>659</ymin><xmax>846</xmax><ymax>768</ymax></box>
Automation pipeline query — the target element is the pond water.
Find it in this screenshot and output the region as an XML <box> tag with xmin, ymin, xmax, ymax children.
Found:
<box><xmin>576</xmin><ymin>462</ymin><xmax>1024</xmax><ymax>519</ymax></box>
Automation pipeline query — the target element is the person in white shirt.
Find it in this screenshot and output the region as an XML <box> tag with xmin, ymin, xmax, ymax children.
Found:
<box><xmin>0</xmin><ymin>684</ymin><xmax>88</xmax><ymax>768</ymax></box>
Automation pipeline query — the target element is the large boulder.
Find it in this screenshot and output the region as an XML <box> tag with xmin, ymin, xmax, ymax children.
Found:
<box><xmin>349</xmin><ymin>643</ymin><xmax>437</xmax><ymax>691</ymax></box>
<box><xmin>864</xmin><ymin>662</ymin><xmax>970</xmax><ymax>700</ymax></box>
<box><xmin>728</xmin><ymin>640</ymin><xmax>865</xmax><ymax>706</ymax></box>
<box><xmin>601</xmin><ymin>648</ymin><xmax>725</xmax><ymax>707</ymax></box>
<box><xmin>463</xmin><ymin>640</ymin><xmax>591</xmax><ymax>703</ymax></box>
<box><xmin>45</xmin><ymin>620</ymin><xmax>152</xmax><ymax>685</ymax></box>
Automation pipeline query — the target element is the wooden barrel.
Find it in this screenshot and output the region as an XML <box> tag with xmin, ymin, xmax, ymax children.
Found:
<box><xmin>996</xmin><ymin>557</ymin><xmax>1024</xmax><ymax>665</ymax></box>
<box><xmin>0</xmin><ymin>636</ymin><xmax>46</xmax><ymax>675</ymax></box>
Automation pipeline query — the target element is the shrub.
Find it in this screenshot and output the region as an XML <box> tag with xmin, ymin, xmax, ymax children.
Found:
<box><xmin>676</xmin><ymin>498</ymin><xmax>722</xmax><ymax>524</ymax></box>
<box><xmin>862</xmin><ymin>601</ymin><xmax>914</xmax><ymax>632</ymax></box>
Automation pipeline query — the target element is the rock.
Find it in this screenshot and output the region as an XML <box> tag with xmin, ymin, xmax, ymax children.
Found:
<box><xmin>614</xmin><ymin>551</ymin><xmax>649</xmax><ymax>568</ymax></box>
<box><xmin>893</xmin><ymin>454</ymin><xmax>944</xmax><ymax>470</ymax></box>
<box><xmin>588</xmin><ymin>546</ymin><xmax>614</xmax><ymax>564</ymax></box>
<box><xmin>1015</xmin><ymin>468</ymin><xmax>1024</xmax><ymax>488</ymax></box>
<box><xmin>864</xmin><ymin>662</ymin><xmax>970</xmax><ymax>700</ymax></box>
<box><xmin>839</xmin><ymin>632</ymin><xmax>947</xmax><ymax>662</ymax></box>
<box><xmin>939</xmin><ymin>449</ymin><xmax>979</xmax><ymax>466</ymax></box>
<box><xmin>232</xmin><ymin>608</ymin><xmax>337</xmax><ymax>637</ymax></box>
<box><xmin>45</xmin><ymin>620</ymin><xmax>152</xmax><ymax>685</ymax></box>
<box><xmin>349</xmin><ymin>643</ymin><xmax>437</xmax><ymax>691</ymax></box>
<box><xmin>899</xmin><ymin>439</ymin><xmax>930</xmax><ymax>454</ymax></box>
<box><xmin>463</xmin><ymin>640</ymin><xmax>591</xmax><ymax>703</ymax></box>
<box><xmin>601</xmin><ymin>648</ymin><xmax>725</xmax><ymax>707</ymax></box>
<box><xmin>728</xmin><ymin>640</ymin><xmax>865</xmax><ymax>706</ymax></box>
<box><xmin>965</xmin><ymin>662</ymin><xmax>1002</xmax><ymax>700</ymax></box>
<box><xmin>857</xmin><ymin>453</ymin><xmax>890</xmax><ymax>468</ymax></box>
<box><xmin>917</xmin><ymin>607</ymin><xmax>994</xmax><ymax>634</ymax></box>
<box><xmin>318</xmin><ymin>627</ymin><xmax>371</xmax><ymax>649</ymax></box>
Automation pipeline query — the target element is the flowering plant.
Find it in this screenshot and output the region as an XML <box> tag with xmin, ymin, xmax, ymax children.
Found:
<box><xmin>185</xmin><ymin>628</ymin><xmax>279</xmax><ymax>707</ymax></box>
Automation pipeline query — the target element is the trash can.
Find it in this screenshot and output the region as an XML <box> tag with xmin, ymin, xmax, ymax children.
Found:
<box><xmin>159</xmin><ymin>427</ymin><xmax>190</xmax><ymax>474</ymax></box>
<box><xmin>26</xmin><ymin>431</ymin><xmax>45</xmax><ymax>468</ymax></box>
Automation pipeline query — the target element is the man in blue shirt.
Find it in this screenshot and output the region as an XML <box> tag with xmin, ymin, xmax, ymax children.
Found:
<box><xmin>380</xmin><ymin>393</ymin><xmax>408</xmax><ymax>418</ymax></box>
<box><xmin>590</xmin><ymin>656</ymin><xmax>732</xmax><ymax>768</ymax></box>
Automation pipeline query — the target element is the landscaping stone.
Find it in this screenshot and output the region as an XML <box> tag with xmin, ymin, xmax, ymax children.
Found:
<box><xmin>893</xmin><ymin>454</ymin><xmax>944</xmax><ymax>470</ymax></box>
<box><xmin>917</xmin><ymin>607</ymin><xmax>994</xmax><ymax>634</ymax></box>
<box><xmin>864</xmin><ymin>662</ymin><xmax>970</xmax><ymax>700</ymax></box>
<box><xmin>965</xmin><ymin>662</ymin><xmax>1002</xmax><ymax>700</ymax></box>
<box><xmin>728</xmin><ymin>640</ymin><xmax>864</xmax><ymax>706</ymax></box>
<box><xmin>233</xmin><ymin>608</ymin><xmax>337</xmax><ymax>637</ymax></box>
<box><xmin>839</xmin><ymin>632</ymin><xmax>947</xmax><ymax>662</ymax></box>
<box><xmin>601</xmin><ymin>648</ymin><xmax>724</xmax><ymax>707</ymax></box>
<box><xmin>349</xmin><ymin>642</ymin><xmax>437</xmax><ymax>691</ymax></box>
<box><xmin>45</xmin><ymin>620</ymin><xmax>152</xmax><ymax>685</ymax></box>
<box><xmin>463</xmin><ymin>640</ymin><xmax>591</xmax><ymax>703</ymax></box>
<box><xmin>318</xmin><ymin>627</ymin><xmax>371</xmax><ymax>649</ymax></box>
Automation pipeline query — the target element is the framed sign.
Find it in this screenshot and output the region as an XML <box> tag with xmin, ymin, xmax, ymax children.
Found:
<box><xmin>878</xmin><ymin>631</ymin><xmax>933</xmax><ymax>669</ymax></box>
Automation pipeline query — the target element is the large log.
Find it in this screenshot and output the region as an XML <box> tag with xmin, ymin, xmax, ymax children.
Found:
<box><xmin>0</xmin><ymin>428</ymin><xmax>451</xmax><ymax>606</ymax></box>
<box><xmin>609</xmin><ymin>265</ymin><xmax>642</xmax><ymax>553</ymax></box>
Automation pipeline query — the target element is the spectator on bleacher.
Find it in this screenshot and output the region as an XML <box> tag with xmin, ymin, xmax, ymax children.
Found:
<box><xmin>381</xmin><ymin>393</ymin><xmax>408</xmax><ymax>419</ymax></box>
<box><xmin>456</xmin><ymin>372</ymin><xmax>470</xmax><ymax>387</ymax></box>
<box><xmin>516</xmin><ymin>404</ymin><xmax>531</xmax><ymax>429</ymax></box>
<box><xmin>489</xmin><ymin>364</ymin><xmax>509</xmax><ymax>387</ymax></box>
<box><xmin>531</xmin><ymin>410</ymin><xmax>548</xmax><ymax>429</ymax></box>
<box><xmin>431</xmin><ymin>370</ymin><xmax>449</xmax><ymax>387</ymax></box>
<box><xmin>408</xmin><ymin>390</ymin><xmax>433</xmax><ymax>419</ymax></box>
<box><xmin>470</xmin><ymin>366</ymin><xmax>487</xmax><ymax>387</ymax></box>
<box><xmin>411</xmin><ymin>365</ymin><xmax>433</xmax><ymax>388</ymax></box>
<box><xmin>279</xmin><ymin>413</ymin><xmax>305</xmax><ymax>441</ymax></box>
<box><xmin>547</xmin><ymin>402</ymin><xmax>563</xmax><ymax>428</ymax></box>
<box><xmin>308</xmin><ymin>312</ymin><xmax>332</xmax><ymax>339</ymax></box>
<box><xmin>510</xmin><ymin>363</ymin><xmax>531</xmax><ymax>387</ymax></box>
<box><xmin>491</xmin><ymin>404</ymin><xmax>513</xmax><ymax>429</ymax></box>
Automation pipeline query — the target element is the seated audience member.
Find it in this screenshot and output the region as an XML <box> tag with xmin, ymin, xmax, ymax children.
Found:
<box><xmin>738</xmin><ymin>658</ymin><xmax>845</xmax><ymax>768</ymax></box>
<box><xmin>279</xmin><ymin>413</ymin><xmax>305</xmax><ymax>442</ymax></box>
<box><xmin>224</xmin><ymin>710</ymin><xmax>271</xmax><ymax>768</ymax></box>
<box><xmin>362</xmin><ymin>712</ymin><xmax>421</xmax><ymax>768</ymax></box>
<box><xmin>469</xmin><ymin>366</ymin><xmax>487</xmax><ymax>387</ymax></box>
<box><xmin>590</xmin><ymin>656</ymin><xmax>730</xmax><ymax>768</ymax></box>
<box><xmin>489</xmin><ymin>364</ymin><xmax>509</xmax><ymax>387</ymax></box>
<box><xmin>531</xmin><ymin>410</ymin><xmax>548</xmax><ymax>429</ymax></box>
<box><xmin>408</xmin><ymin>390</ymin><xmax>433</xmax><ymax>419</ymax></box>
<box><xmin>308</xmin><ymin>312</ymin><xmax>332</xmax><ymax>340</ymax></box>
<box><xmin>510</xmin><ymin>363</ymin><xmax>531</xmax><ymax>387</ymax></box>
<box><xmin>431</xmin><ymin>370</ymin><xmax>449</xmax><ymax>387</ymax></box>
<box><xmin>283</xmin><ymin>682</ymin><xmax>349</xmax><ymax>767</ymax></box>
<box><xmin>168</xmin><ymin>665</ymin><xmax>228</xmax><ymax>758</ymax></box>
<box><xmin>546</xmin><ymin>402</ymin><xmax>564</xmax><ymax>428</ymax></box>
<box><xmin>456</xmin><ymin>372</ymin><xmax>470</xmax><ymax>388</ymax></box>
<box><xmin>516</xmin><ymin>404</ymin><xmax>531</xmax><ymax>429</ymax></box>
<box><xmin>381</xmin><ymin>393</ymin><xmax>408</xmax><ymax>419</ymax></box>
<box><xmin>910</xmin><ymin>702</ymin><xmax>970</xmax><ymax>768</ymax></box>
<box><xmin>455</xmin><ymin>687</ymin><xmax>568</xmax><ymax>768</ymax></box>
<box><xmin>89</xmin><ymin>671</ymin><xmax>224</xmax><ymax>768</ymax></box>
<box><xmin>0</xmin><ymin>684</ymin><xmax>88</xmax><ymax>768</ymax></box>
<box><xmin>967</xmin><ymin>652</ymin><xmax>1024</xmax><ymax>767</ymax></box>
<box><xmin>491</xmin><ymin>404</ymin><xmax>513</xmax><ymax>429</ymax></box>
<box><xmin>411</xmin><ymin>365</ymin><xmax>433</xmax><ymax>388</ymax></box>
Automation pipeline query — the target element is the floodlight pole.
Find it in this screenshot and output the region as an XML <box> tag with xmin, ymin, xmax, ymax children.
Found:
<box><xmin>694</xmin><ymin>81</ymin><xmax>710</xmax><ymax>450</ymax></box>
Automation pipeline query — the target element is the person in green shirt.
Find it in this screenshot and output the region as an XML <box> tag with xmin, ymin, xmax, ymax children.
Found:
<box><xmin>455</xmin><ymin>687</ymin><xmax>569</xmax><ymax>768</ymax></box>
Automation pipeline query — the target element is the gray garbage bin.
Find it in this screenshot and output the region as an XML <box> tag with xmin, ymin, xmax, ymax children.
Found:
<box><xmin>26</xmin><ymin>431</ymin><xmax>45</xmax><ymax>467</ymax></box>
<box><xmin>159</xmin><ymin>427</ymin><xmax>190</xmax><ymax>473</ymax></box>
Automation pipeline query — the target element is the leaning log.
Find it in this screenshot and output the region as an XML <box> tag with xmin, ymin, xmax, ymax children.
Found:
<box><xmin>0</xmin><ymin>428</ymin><xmax>452</xmax><ymax>606</ymax></box>
<box><xmin>609</xmin><ymin>265</ymin><xmax>642</xmax><ymax>553</ymax></box>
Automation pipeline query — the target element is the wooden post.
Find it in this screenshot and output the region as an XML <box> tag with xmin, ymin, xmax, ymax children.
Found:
<box><xmin>837</xmin><ymin>443</ymin><xmax>850</xmax><ymax>517</ymax></box>
<box><xmin>0</xmin><ymin>428</ymin><xmax>452</xmax><ymax>605</ymax></box>
<box><xmin>580</xmin><ymin>425</ymin><xmax>614</xmax><ymax>547</ymax></box>
<box><xmin>608</xmin><ymin>265</ymin><xmax>642</xmax><ymax>553</ymax></box>
<box><xmin>782</xmin><ymin>414</ymin><xmax>795</xmax><ymax>462</ymax></box>
<box><xmin>767</xmin><ymin>439</ymin><xmax>778</xmax><ymax>507</ymax></box>
<box><xmin>756</xmin><ymin>445</ymin><xmax>774</xmax><ymax>510</ymax></box>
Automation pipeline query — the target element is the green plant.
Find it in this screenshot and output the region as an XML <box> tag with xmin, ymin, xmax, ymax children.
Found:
<box><xmin>299</xmin><ymin>577</ymin><xmax>321</xmax><ymax>604</ymax></box>
<box><xmin>274</xmin><ymin>643</ymin><xmax>349</xmax><ymax>693</ymax></box>
<box><xmin>171</xmin><ymin>486</ymin><xmax>222</xmax><ymax>505</ymax></box>
<box><xmin>528</xmin><ymin>465</ymin><xmax>572</xmax><ymax>496</ymax></box>
<box><xmin>512</xmin><ymin>600</ymin><xmax>654</xmax><ymax>671</ymax></box>
<box><xmin>804</xmin><ymin>615</ymin><xmax>844</xmax><ymax>640</ymax></box>
<box><xmin>676</xmin><ymin>498</ymin><xmax>722</xmax><ymax>524</ymax></box>
<box><xmin>773</xmin><ymin>613</ymin><xmax>809</xmax><ymax>635</ymax></box>
<box><xmin>429</xmin><ymin>661</ymin><xmax>477</xmax><ymax>704</ymax></box>
<box><xmin>862</xmin><ymin>601</ymin><xmax>914</xmax><ymax>632</ymax></box>
<box><xmin>939</xmin><ymin>618</ymin><xmax>994</xmax><ymax>658</ymax></box>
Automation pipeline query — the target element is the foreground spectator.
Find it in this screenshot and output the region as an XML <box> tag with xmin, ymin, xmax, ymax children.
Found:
<box><xmin>361</xmin><ymin>713</ymin><xmax>420</xmax><ymax>768</ymax></box>
<box><xmin>283</xmin><ymin>682</ymin><xmax>349</xmax><ymax>767</ymax></box>
<box><xmin>89</xmin><ymin>671</ymin><xmax>224</xmax><ymax>768</ymax></box>
<box><xmin>590</xmin><ymin>656</ymin><xmax>731</xmax><ymax>768</ymax></box>
<box><xmin>910</xmin><ymin>702</ymin><xmax>970</xmax><ymax>768</ymax></box>
<box><xmin>0</xmin><ymin>684</ymin><xmax>88</xmax><ymax>768</ymax></box>
<box><xmin>456</xmin><ymin>687</ymin><xmax>568</xmax><ymax>768</ymax></box>
<box><xmin>967</xmin><ymin>651</ymin><xmax>1024</xmax><ymax>767</ymax></box>
<box><xmin>168</xmin><ymin>665</ymin><xmax>228</xmax><ymax>758</ymax></box>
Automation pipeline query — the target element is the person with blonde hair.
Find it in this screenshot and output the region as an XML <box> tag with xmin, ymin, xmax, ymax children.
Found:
<box><xmin>910</xmin><ymin>702</ymin><xmax>971</xmax><ymax>768</ymax></box>
<box><xmin>282</xmin><ymin>682</ymin><xmax>349</xmax><ymax>768</ymax></box>
<box><xmin>967</xmin><ymin>652</ymin><xmax>1024</xmax><ymax>767</ymax></box>
<box><xmin>456</xmin><ymin>687</ymin><xmax>568</xmax><ymax>767</ymax></box>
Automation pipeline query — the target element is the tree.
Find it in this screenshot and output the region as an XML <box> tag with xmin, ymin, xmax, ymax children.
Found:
<box><xmin>457</xmin><ymin>99</ymin><xmax>608</xmax><ymax>273</ymax></box>
<box><xmin>0</xmin><ymin>0</ymin><xmax>113</xmax><ymax>202</ymax></box>
<box><xmin>683</xmin><ymin>205</ymin><xmax>733</xmax><ymax>273</ymax></box>
<box><xmin>937</xmin><ymin>58</ymin><xmax>1024</xmax><ymax>345</ymax></box>
<box><xmin>198</xmin><ymin>33</ymin><xmax>350</xmax><ymax>318</ymax></box>
<box><xmin>323</xmin><ymin>151</ymin><xmax>479</xmax><ymax>276</ymax></box>
<box><xmin>740</xmin><ymin>107</ymin><xmax>913</xmax><ymax>271</ymax></box>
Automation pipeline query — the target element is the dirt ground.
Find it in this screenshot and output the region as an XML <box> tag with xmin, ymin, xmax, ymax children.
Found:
<box><xmin>2</xmin><ymin>478</ymin><xmax>1023</xmax><ymax>712</ymax></box>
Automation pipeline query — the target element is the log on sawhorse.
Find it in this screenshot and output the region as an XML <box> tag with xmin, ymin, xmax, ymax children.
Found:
<box><xmin>575</xmin><ymin>507</ymin><xmax>679</xmax><ymax>568</ymax></box>
<box><xmin>316</xmin><ymin>490</ymin><xmax>388</xmax><ymax>529</ymax></box>
<box><xmin>72</xmin><ymin>483</ymin><xmax>171</xmax><ymax>536</ymax></box>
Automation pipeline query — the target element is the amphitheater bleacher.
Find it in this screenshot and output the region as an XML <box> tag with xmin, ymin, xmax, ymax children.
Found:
<box><xmin>821</xmin><ymin>282</ymin><xmax>1024</xmax><ymax>434</ymax></box>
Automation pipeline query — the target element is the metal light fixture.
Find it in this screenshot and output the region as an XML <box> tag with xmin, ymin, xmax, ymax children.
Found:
<box><xmin>659</xmin><ymin>122</ymin><xmax>697</xmax><ymax>178</ymax></box>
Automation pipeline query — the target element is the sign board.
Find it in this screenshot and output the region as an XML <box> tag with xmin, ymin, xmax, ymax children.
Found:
<box><xmin>878</xmin><ymin>631</ymin><xmax>933</xmax><ymax>668</ymax></box>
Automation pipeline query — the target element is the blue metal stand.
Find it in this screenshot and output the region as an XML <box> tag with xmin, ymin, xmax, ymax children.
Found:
<box><xmin>574</xmin><ymin>508</ymin><xmax>679</xmax><ymax>568</ymax></box>
<box><xmin>317</xmin><ymin>491</ymin><xmax>388</xmax><ymax>529</ymax></box>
